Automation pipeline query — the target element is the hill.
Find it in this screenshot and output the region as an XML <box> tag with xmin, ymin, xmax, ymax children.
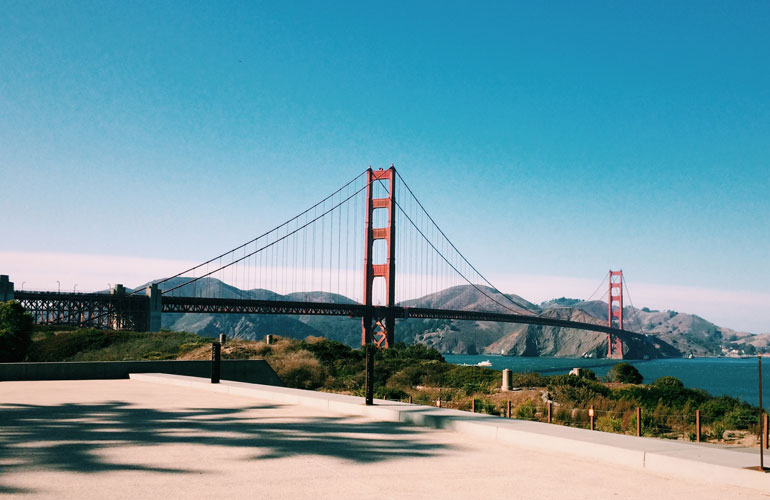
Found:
<box><xmin>128</xmin><ymin>278</ymin><xmax>765</xmax><ymax>358</ymax></box>
<box><xmin>539</xmin><ymin>298</ymin><xmax>770</xmax><ymax>357</ymax></box>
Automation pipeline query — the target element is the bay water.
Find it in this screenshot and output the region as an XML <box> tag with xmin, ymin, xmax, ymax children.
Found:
<box><xmin>444</xmin><ymin>355</ymin><xmax>769</xmax><ymax>407</ymax></box>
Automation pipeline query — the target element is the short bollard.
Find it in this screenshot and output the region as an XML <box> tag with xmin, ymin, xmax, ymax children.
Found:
<box><xmin>507</xmin><ymin>400</ymin><xmax>512</xmax><ymax>419</ymax></box>
<box><xmin>408</xmin><ymin>395</ymin><xmax>413</xmax><ymax>404</ymax></box>
<box><xmin>636</xmin><ymin>407</ymin><xmax>642</xmax><ymax>437</ymax></box>
<box><xmin>364</xmin><ymin>344</ymin><xmax>374</xmax><ymax>406</ymax></box>
<box><xmin>471</xmin><ymin>399</ymin><xmax>476</xmax><ymax>413</ymax></box>
<box><xmin>696</xmin><ymin>409</ymin><xmax>701</xmax><ymax>442</ymax></box>
<box><xmin>589</xmin><ymin>406</ymin><xmax>595</xmax><ymax>431</ymax></box>
<box><xmin>547</xmin><ymin>401</ymin><xmax>552</xmax><ymax>423</ymax></box>
<box><xmin>211</xmin><ymin>342</ymin><xmax>221</xmax><ymax>384</ymax></box>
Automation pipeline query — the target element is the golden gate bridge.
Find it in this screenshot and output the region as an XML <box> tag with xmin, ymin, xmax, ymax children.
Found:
<box><xmin>2</xmin><ymin>166</ymin><xmax>644</xmax><ymax>363</ymax></box>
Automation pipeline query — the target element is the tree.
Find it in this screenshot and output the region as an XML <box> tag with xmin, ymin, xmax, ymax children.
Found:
<box><xmin>608</xmin><ymin>363</ymin><xmax>643</xmax><ymax>384</ymax></box>
<box><xmin>0</xmin><ymin>301</ymin><xmax>34</xmax><ymax>362</ymax></box>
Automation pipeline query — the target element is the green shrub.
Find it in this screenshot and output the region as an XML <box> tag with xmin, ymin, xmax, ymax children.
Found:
<box><xmin>629</xmin><ymin>408</ymin><xmax>657</xmax><ymax>436</ymax></box>
<box><xmin>514</xmin><ymin>402</ymin><xmax>537</xmax><ymax>420</ymax></box>
<box><xmin>0</xmin><ymin>301</ymin><xmax>34</xmax><ymax>362</ymax></box>
<box><xmin>596</xmin><ymin>414</ymin><xmax>623</xmax><ymax>433</ymax></box>
<box><xmin>710</xmin><ymin>421</ymin><xmax>727</xmax><ymax>441</ymax></box>
<box><xmin>548</xmin><ymin>375</ymin><xmax>610</xmax><ymax>402</ymax></box>
<box><xmin>608</xmin><ymin>363</ymin><xmax>643</xmax><ymax>384</ymax></box>
<box><xmin>374</xmin><ymin>386</ymin><xmax>408</xmax><ymax>401</ymax></box>
<box><xmin>724</xmin><ymin>405</ymin><xmax>757</xmax><ymax>429</ymax></box>
<box><xmin>513</xmin><ymin>372</ymin><xmax>548</xmax><ymax>387</ymax></box>
<box><xmin>27</xmin><ymin>329</ymin><xmax>212</xmax><ymax>362</ymax></box>
<box><xmin>461</xmin><ymin>382</ymin><xmax>482</xmax><ymax>396</ymax></box>
<box><xmin>475</xmin><ymin>398</ymin><xmax>498</xmax><ymax>415</ymax></box>
<box><xmin>652</xmin><ymin>376</ymin><xmax>684</xmax><ymax>389</ymax></box>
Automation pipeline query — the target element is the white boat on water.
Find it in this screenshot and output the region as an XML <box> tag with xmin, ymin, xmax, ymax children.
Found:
<box><xmin>477</xmin><ymin>360</ymin><xmax>492</xmax><ymax>367</ymax></box>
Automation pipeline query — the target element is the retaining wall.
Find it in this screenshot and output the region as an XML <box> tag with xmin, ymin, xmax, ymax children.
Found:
<box><xmin>0</xmin><ymin>360</ymin><xmax>282</xmax><ymax>386</ymax></box>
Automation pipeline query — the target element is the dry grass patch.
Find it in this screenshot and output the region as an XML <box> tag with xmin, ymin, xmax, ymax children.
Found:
<box><xmin>268</xmin><ymin>349</ymin><xmax>327</xmax><ymax>390</ymax></box>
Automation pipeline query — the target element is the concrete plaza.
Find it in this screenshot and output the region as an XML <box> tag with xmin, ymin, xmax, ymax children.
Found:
<box><xmin>0</xmin><ymin>378</ymin><xmax>767</xmax><ymax>499</ymax></box>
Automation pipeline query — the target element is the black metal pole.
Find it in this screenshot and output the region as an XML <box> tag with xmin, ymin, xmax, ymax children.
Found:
<box><xmin>211</xmin><ymin>342</ymin><xmax>221</xmax><ymax>384</ymax></box>
<box><xmin>365</xmin><ymin>344</ymin><xmax>374</xmax><ymax>405</ymax></box>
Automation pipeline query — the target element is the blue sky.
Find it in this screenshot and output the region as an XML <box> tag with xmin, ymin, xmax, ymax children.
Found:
<box><xmin>1</xmin><ymin>1</ymin><xmax>769</xmax><ymax>332</ymax></box>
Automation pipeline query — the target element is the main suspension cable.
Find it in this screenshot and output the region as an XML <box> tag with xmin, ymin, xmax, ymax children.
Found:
<box><xmin>132</xmin><ymin>169</ymin><xmax>368</xmax><ymax>295</ymax></box>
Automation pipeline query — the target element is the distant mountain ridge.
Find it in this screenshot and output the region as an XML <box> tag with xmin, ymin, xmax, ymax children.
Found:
<box><xmin>131</xmin><ymin>278</ymin><xmax>769</xmax><ymax>358</ymax></box>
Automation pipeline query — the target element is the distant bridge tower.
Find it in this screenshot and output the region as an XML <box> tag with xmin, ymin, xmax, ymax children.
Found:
<box><xmin>607</xmin><ymin>270</ymin><xmax>624</xmax><ymax>359</ymax></box>
<box><xmin>362</xmin><ymin>166</ymin><xmax>396</xmax><ymax>349</ymax></box>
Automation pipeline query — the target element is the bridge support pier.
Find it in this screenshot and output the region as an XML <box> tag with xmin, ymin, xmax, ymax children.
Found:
<box><xmin>0</xmin><ymin>275</ymin><xmax>14</xmax><ymax>302</ymax></box>
<box><xmin>147</xmin><ymin>283</ymin><xmax>162</xmax><ymax>332</ymax></box>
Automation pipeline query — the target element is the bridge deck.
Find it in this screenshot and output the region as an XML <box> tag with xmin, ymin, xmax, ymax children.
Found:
<box><xmin>14</xmin><ymin>290</ymin><xmax>648</xmax><ymax>342</ymax></box>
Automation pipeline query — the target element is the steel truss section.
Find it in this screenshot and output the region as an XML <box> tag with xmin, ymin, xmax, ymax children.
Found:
<box><xmin>14</xmin><ymin>291</ymin><xmax>149</xmax><ymax>331</ymax></box>
<box><xmin>161</xmin><ymin>296</ymin><xmax>367</xmax><ymax>317</ymax></box>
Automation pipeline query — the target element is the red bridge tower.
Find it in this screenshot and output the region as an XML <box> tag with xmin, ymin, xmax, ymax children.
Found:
<box><xmin>607</xmin><ymin>270</ymin><xmax>624</xmax><ymax>359</ymax></box>
<box><xmin>362</xmin><ymin>166</ymin><xmax>396</xmax><ymax>349</ymax></box>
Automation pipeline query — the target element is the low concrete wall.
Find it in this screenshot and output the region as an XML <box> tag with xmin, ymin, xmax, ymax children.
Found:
<box><xmin>0</xmin><ymin>360</ymin><xmax>283</xmax><ymax>386</ymax></box>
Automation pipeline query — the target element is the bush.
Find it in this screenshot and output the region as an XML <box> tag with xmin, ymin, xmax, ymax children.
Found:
<box><xmin>710</xmin><ymin>421</ymin><xmax>727</xmax><ymax>441</ymax></box>
<box><xmin>513</xmin><ymin>372</ymin><xmax>548</xmax><ymax>387</ymax></box>
<box><xmin>0</xmin><ymin>301</ymin><xmax>34</xmax><ymax>361</ymax></box>
<box><xmin>27</xmin><ymin>329</ymin><xmax>205</xmax><ymax>362</ymax></box>
<box><xmin>474</xmin><ymin>398</ymin><xmax>498</xmax><ymax>415</ymax></box>
<box><xmin>724</xmin><ymin>405</ymin><xmax>757</xmax><ymax>429</ymax></box>
<box><xmin>596</xmin><ymin>414</ymin><xmax>623</xmax><ymax>433</ymax></box>
<box><xmin>608</xmin><ymin>363</ymin><xmax>643</xmax><ymax>384</ymax></box>
<box><xmin>514</xmin><ymin>402</ymin><xmax>537</xmax><ymax>420</ymax></box>
<box><xmin>269</xmin><ymin>349</ymin><xmax>327</xmax><ymax>390</ymax></box>
<box><xmin>652</xmin><ymin>376</ymin><xmax>684</xmax><ymax>389</ymax></box>
<box><xmin>629</xmin><ymin>410</ymin><xmax>656</xmax><ymax>436</ymax></box>
<box><xmin>374</xmin><ymin>386</ymin><xmax>408</xmax><ymax>401</ymax></box>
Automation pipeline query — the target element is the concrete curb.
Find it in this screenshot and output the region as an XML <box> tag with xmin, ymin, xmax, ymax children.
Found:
<box><xmin>129</xmin><ymin>373</ymin><xmax>770</xmax><ymax>492</ymax></box>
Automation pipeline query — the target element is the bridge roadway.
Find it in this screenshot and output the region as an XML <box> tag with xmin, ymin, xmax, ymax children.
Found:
<box><xmin>163</xmin><ymin>296</ymin><xmax>649</xmax><ymax>341</ymax></box>
<box><xmin>15</xmin><ymin>290</ymin><xmax>647</xmax><ymax>342</ymax></box>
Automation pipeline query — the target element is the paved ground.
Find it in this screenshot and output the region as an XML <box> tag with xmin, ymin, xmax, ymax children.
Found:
<box><xmin>1</xmin><ymin>380</ymin><xmax>767</xmax><ymax>499</ymax></box>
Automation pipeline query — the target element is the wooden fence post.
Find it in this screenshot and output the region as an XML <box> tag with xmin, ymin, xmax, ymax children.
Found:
<box><xmin>696</xmin><ymin>409</ymin><xmax>701</xmax><ymax>443</ymax></box>
<box><xmin>636</xmin><ymin>407</ymin><xmax>642</xmax><ymax>437</ymax></box>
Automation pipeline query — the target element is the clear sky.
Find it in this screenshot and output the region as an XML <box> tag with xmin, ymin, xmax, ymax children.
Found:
<box><xmin>1</xmin><ymin>1</ymin><xmax>769</xmax><ymax>332</ymax></box>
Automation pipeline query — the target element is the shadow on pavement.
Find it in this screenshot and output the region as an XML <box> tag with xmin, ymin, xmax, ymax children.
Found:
<box><xmin>0</xmin><ymin>400</ymin><xmax>453</xmax><ymax>493</ymax></box>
